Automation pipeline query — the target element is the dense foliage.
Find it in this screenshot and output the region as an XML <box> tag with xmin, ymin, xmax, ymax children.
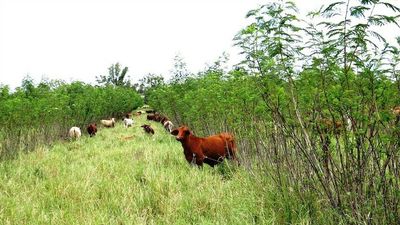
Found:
<box><xmin>0</xmin><ymin>77</ymin><xmax>143</xmax><ymax>160</ymax></box>
<box><xmin>147</xmin><ymin>0</ymin><xmax>400</xmax><ymax>223</ymax></box>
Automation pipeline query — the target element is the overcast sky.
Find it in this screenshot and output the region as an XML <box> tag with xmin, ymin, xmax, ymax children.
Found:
<box><xmin>0</xmin><ymin>0</ymin><xmax>398</xmax><ymax>89</ymax></box>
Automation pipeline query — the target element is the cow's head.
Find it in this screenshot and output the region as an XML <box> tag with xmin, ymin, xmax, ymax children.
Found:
<box><xmin>171</xmin><ymin>126</ymin><xmax>192</xmax><ymax>142</ymax></box>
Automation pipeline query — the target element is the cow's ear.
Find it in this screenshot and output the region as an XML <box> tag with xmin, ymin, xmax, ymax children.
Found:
<box><xmin>171</xmin><ymin>129</ymin><xmax>179</xmax><ymax>136</ymax></box>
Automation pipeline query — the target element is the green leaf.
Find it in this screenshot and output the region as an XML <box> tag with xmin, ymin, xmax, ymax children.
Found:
<box><xmin>350</xmin><ymin>6</ymin><xmax>370</xmax><ymax>18</ymax></box>
<box><xmin>321</xmin><ymin>1</ymin><xmax>346</xmax><ymax>18</ymax></box>
<box><xmin>377</xmin><ymin>2</ymin><xmax>400</xmax><ymax>12</ymax></box>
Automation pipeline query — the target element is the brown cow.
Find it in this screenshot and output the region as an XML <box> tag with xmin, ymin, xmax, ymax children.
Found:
<box><xmin>171</xmin><ymin>126</ymin><xmax>238</xmax><ymax>167</ymax></box>
<box><xmin>87</xmin><ymin>123</ymin><xmax>97</xmax><ymax>137</ymax></box>
<box><xmin>154</xmin><ymin>113</ymin><xmax>161</xmax><ymax>122</ymax></box>
<box><xmin>160</xmin><ymin>116</ymin><xmax>169</xmax><ymax>124</ymax></box>
<box><xmin>147</xmin><ymin>114</ymin><xmax>156</xmax><ymax>121</ymax></box>
<box><xmin>141</xmin><ymin>124</ymin><xmax>155</xmax><ymax>135</ymax></box>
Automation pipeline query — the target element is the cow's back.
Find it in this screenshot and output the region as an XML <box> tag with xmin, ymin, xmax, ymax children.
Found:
<box><xmin>200</xmin><ymin>135</ymin><xmax>228</xmax><ymax>159</ymax></box>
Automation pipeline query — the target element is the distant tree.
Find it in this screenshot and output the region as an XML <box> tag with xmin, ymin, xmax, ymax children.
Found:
<box><xmin>19</xmin><ymin>75</ymin><xmax>36</xmax><ymax>97</ymax></box>
<box><xmin>137</xmin><ymin>73</ymin><xmax>165</xmax><ymax>94</ymax></box>
<box><xmin>96</xmin><ymin>63</ymin><xmax>132</xmax><ymax>87</ymax></box>
<box><xmin>0</xmin><ymin>84</ymin><xmax>10</xmax><ymax>100</ymax></box>
<box><xmin>170</xmin><ymin>54</ymin><xmax>191</xmax><ymax>84</ymax></box>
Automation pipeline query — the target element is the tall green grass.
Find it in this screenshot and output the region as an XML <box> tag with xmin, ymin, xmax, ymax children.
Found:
<box><xmin>0</xmin><ymin>114</ymin><xmax>337</xmax><ymax>224</ymax></box>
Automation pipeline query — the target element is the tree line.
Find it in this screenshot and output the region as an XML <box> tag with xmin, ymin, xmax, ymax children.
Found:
<box><xmin>0</xmin><ymin>75</ymin><xmax>143</xmax><ymax>160</ymax></box>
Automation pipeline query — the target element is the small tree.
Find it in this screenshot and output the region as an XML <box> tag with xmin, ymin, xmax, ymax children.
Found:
<box><xmin>137</xmin><ymin>73</ymin><xmax>165</xmax><ymax>94</ymax></box>
<box><xmin>170</xmin><ymin>54</ymin><xmax>190</xmax><ymax>84</ymax></box>
<box><xmin>96</xmin><ymin>63</ymin><xmax>131</xmax><ymax>87</ymax></box>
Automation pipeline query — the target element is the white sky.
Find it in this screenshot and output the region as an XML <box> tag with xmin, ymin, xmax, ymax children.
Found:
<box><xmin>0</xmin><ymin>0</ymin><xmax>398</xmax><ymax>89</ymax></box>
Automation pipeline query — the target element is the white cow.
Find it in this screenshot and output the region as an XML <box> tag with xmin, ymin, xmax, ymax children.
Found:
<box><xmin>123</xmin><ymin>118</ymin><xmax>134</xmax><ymax>128</ymax></box>
<box><xmin>101</xmin><ymin>118</ymin><xmax>115</xmax><ymax>128</ymax></box>
<box><xmin>69</xmin><ymin>127</ymin><xmax>82</xmax><ymax>140</ymax></box>
<box><xmin>163</xmin><ymin>120</ymin><xmax>174</xmax><ymax>133</ymax></box>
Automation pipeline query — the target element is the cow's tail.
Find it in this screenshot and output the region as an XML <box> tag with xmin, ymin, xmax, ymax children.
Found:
<box><xmin>71</xmin><ymin>129</ymin><xmax>77</xmax><ymax>140</ymax></box>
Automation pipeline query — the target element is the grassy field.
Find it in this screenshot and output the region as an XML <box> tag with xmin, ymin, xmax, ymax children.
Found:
<box><xmin>0</xmin><ymin>114</ymin><xmax>316</xmax><ymax>225</ymax></box>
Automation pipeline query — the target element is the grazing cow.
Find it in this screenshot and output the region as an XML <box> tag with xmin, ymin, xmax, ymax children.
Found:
<box><xmin>141</xmin><ymin>124</ymin><xmax>155</xmax><ymax>135</ymax></box>
<box><xmin>171</xmin><ymin>126</ymin><xmax>238</xmax><ymax>167</ymax></box>
<box><xmin>160</xmin><ymin>116</ymin><xmax>169</xmax><ymax>124</ymax></box>
<box><xmin>153</xmin><ymin>113</ymin><xmax>161</xmax><ymax>122</ymax></box>
<box><xmin>101</xmin><ymin>118</ymin><xmax>115</xmax><ymax>128</ymax></box>
<box><xmin>123</xmin><ymin>118</ymin><xmax>134</xmax><ymax>128</ymax></box>
<box><xmin>87</xmin><ymin>123</ymin><xmax>97</xmax><ymax>137</ymax></box>
<box><xmin>147</xmin><ymin>114</ymin><xmax>155</xmax><ymax>121</ymax></box>
<box><xmin>69</xmin><ymin>127</ymin><xmax>82</xmax><ymax>140</ymax></box>
<box><xmin>163</xmin><ymin>120</ymin><xmax>174</xmax><ymax>133</ymax></box>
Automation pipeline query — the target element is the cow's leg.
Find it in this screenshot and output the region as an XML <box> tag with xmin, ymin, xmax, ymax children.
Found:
<box><xmin>185</xmin><ymin>153</ymin><xmax>196</xmax><ymax>166</ymax></box>
<box><xmin>196</xmin><ymin>154</ymin><xmax>205</xmax><ymax>167</ymax></box>
<box><xmin>203</xmin><ymin>157</ymin><xmax>216</xmax><ymax>167</ymax></box>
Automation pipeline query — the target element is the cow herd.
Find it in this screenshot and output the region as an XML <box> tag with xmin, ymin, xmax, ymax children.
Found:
<box><xmin>67</xmin><ymin>110</ymin><xmax>239</xmax><ymax>167</ymax></box>
<box><xmin>146</xmin><ymin>112</ymin><xmax>174</xmax><ymax>133</ymax></box>
<box><xmin>66</xmin><ymin>105</ymin><xmax>400</xmax><ymax>167</ymax></box>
